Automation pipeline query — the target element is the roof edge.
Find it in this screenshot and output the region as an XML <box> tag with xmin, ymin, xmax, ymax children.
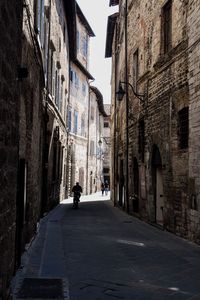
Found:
<box><xmin>105</xmin><ymin>13</ymin><xmax>118</xmax><ymax>58</ymax></box>
<box><xmin>109</xmin><ymin>0</ymin><xmax>119</xmax><ymax>7</ymax></box>
<box><xmin>74</xmin><ymin>59</ymin><xmax>94</xmax><ymax>80</ymax></box>
<box><xmin>90</xmin><ymin>86</ymin><xmax>108</xmax><ymax>117</ymax></box>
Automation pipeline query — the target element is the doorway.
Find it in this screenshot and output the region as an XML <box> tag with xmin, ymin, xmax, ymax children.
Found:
<box><xmin>152</xmin><ymin>145</ymin><xmax>164</xmax><ymax>226</ymax></box>
<box><xmin>133</xmin><ymin>158</ymin><xmax>139</xmax><ymax>213</ymax></box>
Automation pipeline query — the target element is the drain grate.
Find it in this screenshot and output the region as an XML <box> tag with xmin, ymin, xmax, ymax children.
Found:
<box><xmin>17</xmin><ymin>278</ymin><xmax>63</xmax><ymax>299</ymax></box>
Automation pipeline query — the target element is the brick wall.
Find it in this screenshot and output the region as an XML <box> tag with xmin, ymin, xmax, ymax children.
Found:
<box><xmin>111</xmin><ymin>0</ymin><xmax>200</xmax><ymax>241</ymax></box>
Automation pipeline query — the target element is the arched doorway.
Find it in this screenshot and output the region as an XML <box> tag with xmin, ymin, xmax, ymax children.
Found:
<box><xmin>152</xmin><ymin>145</ymin><xmax>164</xmax><ymax>226</ymax></box>
<box><xmin>133</xmin><ymin>158</ymin><xmax>139</xmax><ymax>213</ymax></box>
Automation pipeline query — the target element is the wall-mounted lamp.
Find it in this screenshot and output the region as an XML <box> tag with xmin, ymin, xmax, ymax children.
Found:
<box><xmin>116</xmin><ymin>81</ymin><xmax>145</xmax><ymax>102</ymax></box>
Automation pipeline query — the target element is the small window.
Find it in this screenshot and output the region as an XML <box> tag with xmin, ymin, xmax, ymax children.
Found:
<box><xmin>178</xmin><ymin>107</ymin><xmax>188</xmax><ymax>149</ymax></box>
<box><xmin>75</xmin><ymin>73</ymin><xmax>79</xmax><ymax>89</ymax></box>
<box><xmin>162</xmin><ymin>0</ymin><xmax>172</xmax><ymax>54</ymax></box>
<box><xmin>68</xmin><ymin>109</ymin><xmax>72</xmax><ymax>132</ymax></box>
<box><xmin>77</xmin><ymin>31</ymin><xmax>80</xmax><ymax>50</ymax></box>
<box><xmin>82</xmin><ymin>82</ymin><xmax>86</xmax><ymax>96</ymax></box>
<box><xmin>190</xmin><ymin>194</ymin><xmax>198</xmax><ymax>210</ymax></box>
<box><xmin>104</xmin><ymin>122</ymin><xmax>109</xmax><ymax>128</ymax></box>
<box><xmin>133</xmin><ymin>49</ymin><xmax>139</xmax><ymax>91</ymax></box>
<box><xmin>70</xmin><ymin>68</ymin><xmax>73</xmax><ymax>82</ymax></box>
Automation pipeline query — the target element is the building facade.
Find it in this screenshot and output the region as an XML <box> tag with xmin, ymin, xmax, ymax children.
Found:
<box><xmin>102</xmin><ymin>104</ymin><xmax>111</xmax><ymax>186</ymax></box>
<box><xmin>87</xmin><ymin>87</ymin><xmax>107</xmax><ymax>194</ymax></box>
<box><xmin>107</xmin><ymin>0</ymin><xmax>200</xmax><ymax>243</ymax></box>
<box><xmin>0</xmin><ymin>0</ymin><xmax>75</xmax><ymax>297</ymax></box>
<box><xmin>43</xmin><ymin>0</ymin><xmax>76</xmax><ymax>209</ymax></box>
<box><xmin>66</xmin><ymin>4</ymin><xmax>95</xmax><ymax>195</ymax></box>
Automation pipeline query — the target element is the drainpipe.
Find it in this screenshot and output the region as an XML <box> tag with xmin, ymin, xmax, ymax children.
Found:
<box><xmin>86</xmin><ymin>86</ymin><xmax>91</xmax><ymax>195</ymax></box>
<box><xmin>113</xmin><ymin>20</ymin><xmax>118</xmax><ymax>206</ymax></box>
<box><xmin>125</xmin><ymin>0</ymin><xmax>129</xmax><ymax>213</ymax></box>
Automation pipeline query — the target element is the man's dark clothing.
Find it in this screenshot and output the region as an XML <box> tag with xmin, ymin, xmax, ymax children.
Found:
<box><xmin>72</xmin><ymin>184</ymin><xmax>83</xmax><ymax>194</ymax></box>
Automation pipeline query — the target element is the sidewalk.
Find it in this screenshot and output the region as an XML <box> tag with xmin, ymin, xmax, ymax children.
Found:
<box><xmin>11</xmin><ymin>192</ymin><xmax>110</xmax><ymax>299</ymax></box>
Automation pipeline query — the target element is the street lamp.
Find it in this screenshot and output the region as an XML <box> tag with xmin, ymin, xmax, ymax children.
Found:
<box><xmin>116</xmin><ymin>81</ymin><xmax>145</xmax><ymax>102</ymax></box>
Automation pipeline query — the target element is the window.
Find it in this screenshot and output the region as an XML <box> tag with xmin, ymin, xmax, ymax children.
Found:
<box><xmin>138</xmin><ymin>119</ymin><xmax>145</xmax><ymax>162</ymax></box>
<box><xmin>162</xmin><ymin>0</ymin><xmax>172</xmax><ymax>54</ymax></box>
<box><xmin>75</xmin><ymin>73</ymin><xmax>79</xmax><ymax>89</ymax></box>
<box><xmin>104</xmin><ymin>122</ymin><xmax>109</xmax><ymax>128</ymax></box>
<box><xmin>190</xmin><ymin>194</ymin><xmax>198</xmax><ymax>210</ymax></box>
<box><xmin>77</xmin><ymin>31</ymin><xmax>80</xmax><ymax>50</ymax></box>
<box><xmin>82</xmin><ymin>35</ymin><xmax>88</xmax><ymax>57</ymax></box>
<box><xmin>82</xmin><ymin>82</ymin><xmax>86</xmax><ymax>96</ymax></box>
<box><xmin>178</xmin><ymin>107</ymin><xmax>188</xmax><ymax>149</ymax></box>
<box><xmin>36</xmin><ymin>0</ymin><xmax>45</xmax><ymax>46</ymax></box>
<box><xmin>74</xmin><ymin>110</ymin><xmax>78</xmax><ymax>134</ymax></box>
<box><xmin>68</xmin><ymin>109</ymin><xmax>72</xmax><ymax>132</ymax></box>
<box><xmin>133</xmin><ymin>49</ymin><xmax>139</xmax><ymax>91</ymax></box>
<box><xmin>70</xmin><ymin>68</ymin><xmax>73</xmax><ymax>82</ymax></box>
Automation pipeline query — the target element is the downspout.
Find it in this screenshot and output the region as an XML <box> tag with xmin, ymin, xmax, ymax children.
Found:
<box><xmin>125</xmin><ymin>0</ymin><xmax>129</xmax><ymax>213</ymax></box>
<box><xmin>86</xmin><ymin>86</ymin><xmax>91</xmax><ymax>194</ymax></box>
<box><xmin>113</xmin><ymin>21</ymin><xmax>118</xmax><ymax>206</ymax></box>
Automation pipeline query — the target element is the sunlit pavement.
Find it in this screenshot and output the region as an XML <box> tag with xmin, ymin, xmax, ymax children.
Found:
<box><xmin>62</xmin><ymin>191</ymin><xmax>111</xmax><ymax>204</ymax></box>
<box><xmin>12</xmin><ymin>192</ymin><xmax>200</xmax><ymax>300</ymax></box>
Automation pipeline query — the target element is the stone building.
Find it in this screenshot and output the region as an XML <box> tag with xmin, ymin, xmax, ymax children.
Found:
<box><xmin>188</xmin><ymin>1</ymin><xmax>200</xmax><ymax>242</ymax></box>
<box><xmin>0</xmin><ymin>1</ymin><xmax>23</xmax><ymax>298</ymax></box>
<box><xmin>106</xmin><ymin>0</ymin><xmax>200</xmax><ymax>243</ymax></box>
<box><xmin>102</xmin><ymin>104</ymin><xmax>111</xmax><ymax>186</ymax></box>
<box><xmin>43</xmin><ymin>0</ymin><xmax>76</xmax><ymax>209</ymax></box>
<box><xmin>0</xmin><ymin>0</ymin><xmax>75</xmax><ymax>297</ymax></box>
<box><xmin>87</xmin><ymin>87</ymin><xmax>107</xmax><ymax>194</ymax></box>
<box><xmin>66</xmin><ymin>3</ymin><xmax>95</xmax><ymax>195</ymax></box>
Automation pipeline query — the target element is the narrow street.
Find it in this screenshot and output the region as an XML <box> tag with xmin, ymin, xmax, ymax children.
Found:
<box><xmin>12</xmin><ymin>194</ymin><xmax>200</xmax><ymax>300</ymax></box>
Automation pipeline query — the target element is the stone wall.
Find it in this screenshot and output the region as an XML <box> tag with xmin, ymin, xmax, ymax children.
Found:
<box><xmin>111</xmin><ymin>0</ymin><xmax>200</xmax><ymax>242</ymax></box>
<box><xmin>0</xmin><ymin>1</ymin><xmax>23</xmax><ymax>298</ymax></box>
<box><xmin>188</xmin><ymin>0</ymin><xmax>200</xmax><ymax>243</ymax></box>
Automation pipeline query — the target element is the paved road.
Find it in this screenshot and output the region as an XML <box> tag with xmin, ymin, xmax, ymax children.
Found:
<box><xmin>12</xmin><ymin>193</ymin><xmax>200</xmax><ymax>299</ymax></box>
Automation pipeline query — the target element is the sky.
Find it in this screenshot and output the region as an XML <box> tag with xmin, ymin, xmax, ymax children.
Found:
<box><xmin>76</xmin><ymin>0</ymin><xmax>118</xmax><ymax>104</ymax></box>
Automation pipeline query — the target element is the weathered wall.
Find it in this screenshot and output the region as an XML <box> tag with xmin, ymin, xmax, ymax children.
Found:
<box><xmin>0</xmin><ymin>1</ymin><xmax>23</xmax><ymax>297</ymax></box>
<box><xmin>127</xmin><ymin>0</ymin><xmax>189</xmax><ymax>235</ymax></box>
<box><xmin>111</xmin><ymin>0</ymin><xmax>200</xmax><ymax>242</ymax></box>
<box><xmin>188</xmin><ymin>0</ymin><xmax>200</xmax><ymax>242</ymax></box>
<box><xmin>19</xmin><ymin>0</ymin><xmax>44</xmax><ymax>244</ymax></box>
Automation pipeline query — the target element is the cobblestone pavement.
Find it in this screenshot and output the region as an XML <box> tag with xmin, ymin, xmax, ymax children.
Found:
<box><xmin>12</xmin><ymin>192</ymin><xmax>200</xmax><ymax>299</ymax></box>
